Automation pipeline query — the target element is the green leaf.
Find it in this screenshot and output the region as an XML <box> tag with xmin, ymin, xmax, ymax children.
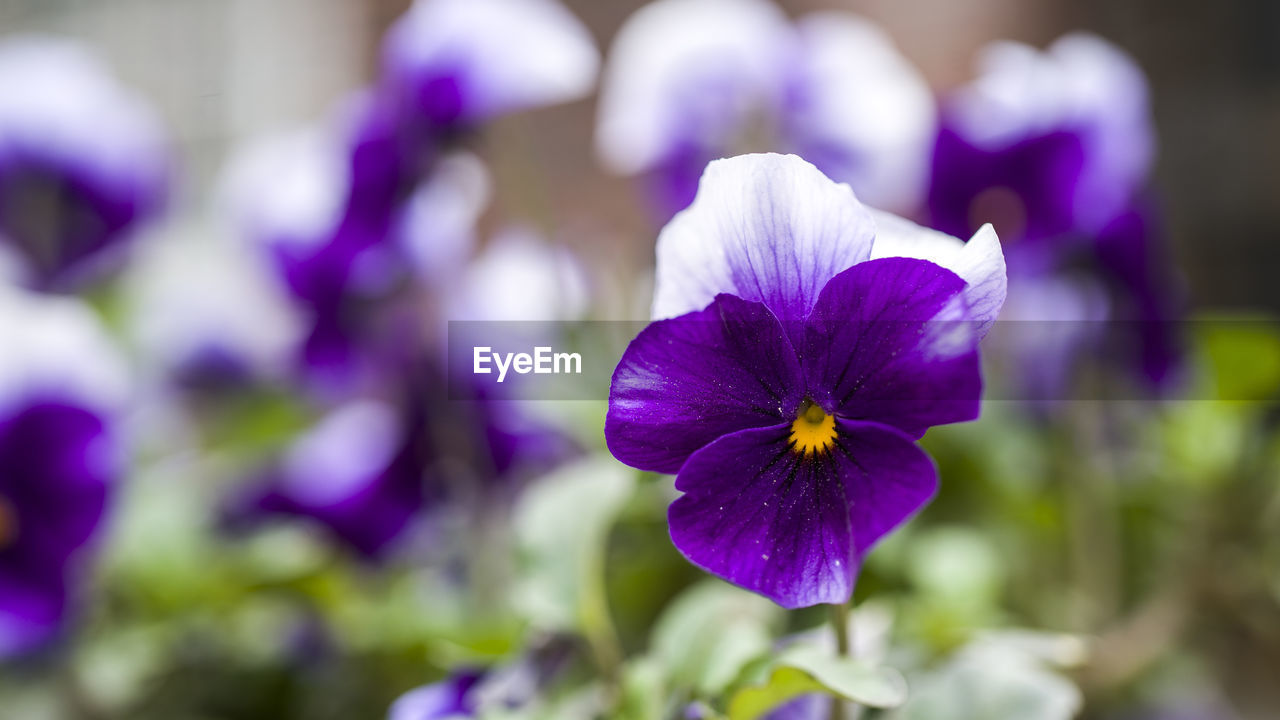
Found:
<box><xmin>728</xmin><ymin>645</ymin><xmax>907</xmax><ymax>719</ymax></box>
<box><xmin>616</xmin><ymin>657</ymin><xmax>666</xmax><ymax>720</ymax></box>
<box><xmin>1197</xmin><ymin>316</ymin><xmax>1280</xmax><ymax>401</ymax></box>
<box><xmin>652</xmin><ymin>581</ymin><xmax>781</xmax><ymax>695</ymax></box>
<box><xmin>885</xmin><ymin>639</ymin><xmax>1082</xmax><ymax>720</ymax></box>
<box><xmin>514</xmin><ymin>455</ymin><xmax>635</xmax><ymax>637</ymax></box>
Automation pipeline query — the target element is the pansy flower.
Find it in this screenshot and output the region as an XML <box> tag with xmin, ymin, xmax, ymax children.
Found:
<box><xmin>0</xmin><ymin>37</ymin><xmax>168</xmax><ymax>291</ymax></box>
<box><xmin>0</xmin><ymin>286</ymin><xmax>127</xmax><ymax>657</ymax></box>
<box><xmin>224</xmin><ymin>399</ymin><xmax>429</xmax><ymax>559</ymax></box>
<box><xmin>596</xmin><ymin>0</ymin><xmax>934</xmax><ymax>219</ymax></box>
<box><xmin>927</xmin><ymin>33</ymin><xmax>1182</xmax><ymax>391</ymax></box>
<box><xmin>382</xmin><ymin>0</ymin><xmax>599</xmax><ymax>135</ymax></box>
<box><xmin>606</xmin><ymin>154</ymin><xmax>1005</xmax><ymax>608</ymax></box>
<box><xmin>124</xmin><ymin>235</ymin><xmax>302</xmax><ymax>391</ymax></box>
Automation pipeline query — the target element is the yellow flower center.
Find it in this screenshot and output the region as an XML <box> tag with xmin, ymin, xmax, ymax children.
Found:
<box><xmin>789</xmin><ymin>400</ymin><xmax>837</xmax><ymax>457</ymax></box>
<box><xmin>0</xmin><ymin>494</ymin><xmax>17</xmax><ymax>550</ymax></box>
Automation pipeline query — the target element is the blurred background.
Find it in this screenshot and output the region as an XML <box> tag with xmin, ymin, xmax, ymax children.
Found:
<box><xmin>3</xmin><ymin>0</ymin><xmax>1278</xmax><ymax>310</ymax></box>
<box><xmin>0</xmin><ymin>1</ymin><xmax>1277</xmax><ymax>719</ymax></box>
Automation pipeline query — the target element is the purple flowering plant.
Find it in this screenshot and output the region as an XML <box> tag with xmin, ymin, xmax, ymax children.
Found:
<box><xmin>0</xmin><ymin>37</ymin><xmax>168</xmax><ymax>292</ymax></box>
<box><xmin>606</xmin><ymin>153</ymin><xmax>1006</xmax><ymax>608</ymax></box>
<box><xmin>928</xmin><ymin>33</ymin><xmax>1183</xmax><ymax>393</ymax></box>
<box><xmin>0</xmin><ymin>4</ymin><xmax>1274</xmax><ymax>720</ymax></box>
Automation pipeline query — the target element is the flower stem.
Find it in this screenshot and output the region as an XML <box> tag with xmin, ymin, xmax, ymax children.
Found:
<box><xmin>832</xmin><ymin>601</ymin><xmax>851</xmax><ymax>658</ymax></box>
<box><xmin>829</xmin><ymin>602</ymin><xmax>852</xmax><ymax>720</ymax></box>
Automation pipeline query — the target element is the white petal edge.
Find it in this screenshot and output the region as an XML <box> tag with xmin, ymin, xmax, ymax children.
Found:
<box><xmin>868</xmin><ymin>209</ymin><xmax>1007</xmax><ymax>336</ymax></box>
<box><xmin>651</xmin><ymin>153</ymin><xmax>875</xmax><ymax>321</ymax></box>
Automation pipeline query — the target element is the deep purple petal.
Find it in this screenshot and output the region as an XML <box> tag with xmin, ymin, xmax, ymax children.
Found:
<box><xmin>928</xmin><ymin>123</ymin><xmax>1085</xmax><ymax>246</ymax></box>
<box><xmin>0</xmin><ymin>401</ymin><xmax>113</xmax><ymax>658</ymax></box>
<box><xmin>0</xmin><ymin>402</ymin><xmax>112</xmax><ymax>556</ymax></box>
<box><xmin>389</xmin><ymin>670</ymin><xmax>484</xmax><ymax>720</ymax></box>
<box><xmin>0</xmin><ymin>567</ymin><xmax>65</xmax><ymax>658</ymax></box>
<box><xmin>668</xmin><ymin>420</ymin><xmax>937</xmax><ymax>608</ymax></box>
<box><xmin>224</xmin><ymin>401</ymin><xmax>427</xmax><ymax>560</ymax></box>
<box><xmin>668</xmin><ymin>424</ymin><xmax>855</xmax><ymax>609</ymax></box>
<box><xmin>607</xmin><ymin>294</ymin><xmax>804</xmax><ymax>474</ymax></box>
<box><xmin>763</xmin><ymin>694</ymin><xmax>828</xmax><ymax>720</ymax></box>
<box><xmin>833</xmin><ymin>419</ymin><xmax>938</xmax><ymax>559</ymax></box>
<box><xmin>804</xmin><ymin>257</ymin><xmax>982</xmax><ymax>436</ymax></box>
<box><xmin>1093</xmin><ymin>203</ymin><xmax>1184</xmax><ymax>388</ymax></box>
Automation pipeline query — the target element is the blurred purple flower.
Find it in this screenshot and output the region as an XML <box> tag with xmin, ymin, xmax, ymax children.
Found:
<box><xmin>224</xmin><ymin>399</ymin><xmax>430</xmax><ymax>559</ymax></box>
<box><xmin>389</xmin><ymin>670</ymin><xmax>485</xmax><ymax>720</ymax></box>
<box><xmin>381</xmin><ymin>0</ymin><xmax>599</xmax><ymax>134</ymax></box>
<box><xmin>224</xmin><ymin>375</ymin><xmax>577</xmax><ymax>559</ymax></box>
<box><xmin>0</xmin><ymin>37</ymin><xmax>168</xmax><ymax>291</ymax></box>
<box><xmin>0</xmin><ymin>287</ymin><xmax>126</xmax><ymax>657</ymax></box>
<box><xmin>596</xmin><ymin>0</ymin><xmax>935</xmax><ymax>219</ymax></box>
<box><xmin>388</xmin><ymin>639</ymin><xmax>576</xmax><ymax>719</ymax></box>
<box><xmin>124</xmin><ymin>236</ymin><xmax>303</xmax><ymax>392</ymax></box>
<box><xmin>606</xmin><ymin>154</ymin><xmax>1005</xmax><ymax>607</ymax></box>
<box><xmin>928</xmin><ymin>33</ymin><xmax>1183</xmax><ymax>392</ymax></box>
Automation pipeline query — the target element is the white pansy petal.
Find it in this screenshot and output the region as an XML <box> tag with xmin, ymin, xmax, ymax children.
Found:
<box><xmin>124</xmin><ymin>231</ymin><xmax>302</xmax><ymax>381</ymax></box>
<box><xmin>786</xmin><ymin>13</ymin><xmax>936</xmax><ymax>213</ymax></box>
<box><xmin>396</xmin><ymin>152</ymin><xmax>490</xmax><ymax>283</ymax></box>
<box><xmin>0</xmin><ymin>285</ymin><xmax>128</xmax><ymax>415</ymax></box>
<box><xmin>652</xmin><ymin>153</ymin><xmax>875</xmax><ymax>321</ymax></box>
<box><xmin>1050</xmin><ymin>32</ymin><xmax>1155</xmax><ymax>228</ymax></box>
<box><xmin>450</xmin><ymin>228</ymin><xmax>588</xmax><ymax>322</ymax></box>
<box><xmin>383</xmin><ymin>0</ymin><xmax>599</xmax><ymax>122</ymax></box>
<box><xmin>281</xmin><ymin>400</ymin><xmax>401</xmax><ymax>507</ymax></box>
<box><xmin>595</xmin><ymin>0</ymin><xmax>792</xmax><ymax>174</ymax></box>
<box><xmin>219</xmin><ymin>125</ymin><xmax>348</xmax><ymax>249</ymax></box>
<box><xmin>0</xmin><ymin>36</ymin><xmax>169</xmax><ymax>194</ymax></box>
<box><xmin>869</xmin><ymin>209</ymin><xmax>1006</xmax><ymax>334</ymax></box>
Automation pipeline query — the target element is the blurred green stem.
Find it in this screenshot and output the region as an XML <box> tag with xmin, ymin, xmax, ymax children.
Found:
<box><xmin>830</xmin><ymin>602</ymin><xmax>851</xmax><ymax>720</ymax></box>
<box><xmin>1063</xmin><ymin>403</ymin><xmax>1122</xmax><ymax>631</ymax></box>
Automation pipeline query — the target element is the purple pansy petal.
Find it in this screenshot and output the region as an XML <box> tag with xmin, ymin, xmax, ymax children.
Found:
<box><xmin>383</xmin><ymin>0</ymin><xmax>599</xmax><ymax>129</ymax></box>
<box><xmin>1093</xmin><ymin>204</ymin><xmax>1184</xmax><ymax>387</ymax></box>
<box><xmin>668</xmin><ymin>419</ymin><xmax>936</xmax><ymax>608</ymax></box>
<box><xmin>763</xmin><ymin>694</ymin><xmax>829</xmax><ymax>720</ymax></box>
<box><xmin>607</xmin><ymin>293</ymin><xmax>804</xmax><ymax>474</ymax></box>
<box><xmin>388</xmin><ymin>670</ymin><xmax>484</xmax><ymax>720</ymax></box>
<box><xmin>868</xmin><ymin>210</ymin><xmax>1006</xmax><ymax>337</ymax></box>
<box><xmin>668</xmin><ymin>424</ymin><xmax>855</xmax><ymax>609</ymax></box>
<box><xmin>803</xmin><ymin>258</ymin><xmax>982</xmax><ymax>436</ymax></box>
<box><xmin>228</xmin><ymin>400</ymin><xmax>426</xmax><ymax>559</ymax></box>
<box><xmin>928</xmin><ymin>124</ymin><xmax>1086</xmax><ymax>244</ymax></box>
<box><xmin>833</xmin><ymin>419</ymin><xmax>939</xmax><ymax>560</ymax></box>
<box><xmin>0</xmin><ymin>403</ymin><xmax>112</xmax><ymax>555</ymax></box>
<box><xmin>939</xmin><ymin>33</ymin><xmax>1153</xmax><ymax>237</ymax></box>
<box><xmin>784</xmin><ymin>14</ymin><xmax>935</xmax><ymax>214</ymax></box>
<box><xmin>0</xmin><ymin>568</ymin><xmax>66</xmax><ymax>657</ymax></box>
<box><xmin>595</xmin><ymin>0</ymin><xmax>791</xmax><ymax>177</ymax></box>
<box><xmin>651</xmin><ymin>154</ymin><xmax>876</xmax><ymax>323</ymax></box>
<box><xmin>0</xmin><ymin>290</ymin><xmax>123</xmax><ymax>658</ymax></box>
